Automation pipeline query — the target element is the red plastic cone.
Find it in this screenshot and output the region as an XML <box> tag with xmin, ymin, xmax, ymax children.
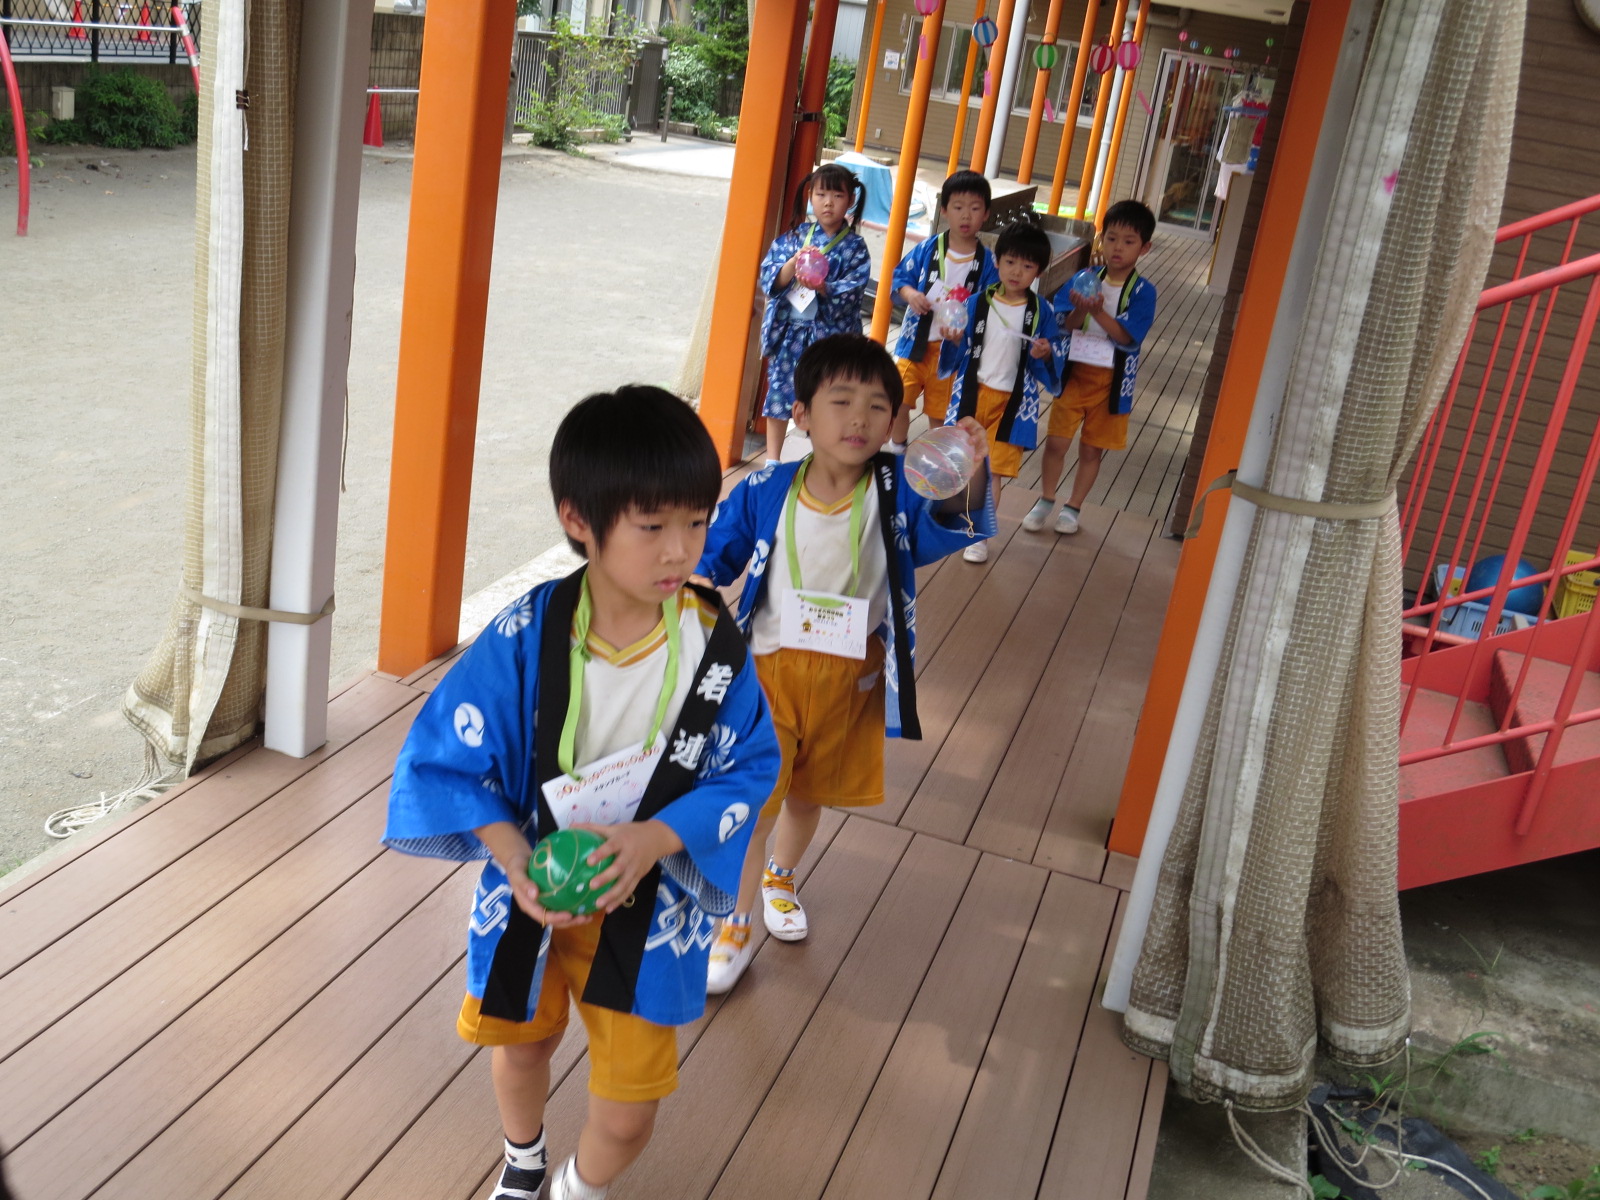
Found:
<box><xmin>362</xmin><ymin>93</ymin><xmax>383</xmax><ymax>148</ymax></box>
<box><xmin>68</xmin><ymin>0</ymin><xmax>87</xmax><ymax>39</ymax></box>
<box><xmin>137</xmin><ymin>4</ymin><xmax>152</xmax><ymax>42</ymax></box>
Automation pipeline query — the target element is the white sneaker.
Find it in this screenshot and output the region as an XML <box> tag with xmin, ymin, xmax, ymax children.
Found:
<box><xmin>762</xmin><ymin>872</ymin><xmax>808</xmax><ymax>941</ymax></box>
<box><xmin>706</xmin><ymin>923</ymin><xmax>756</xmax><ymax>994</ymax></box>
<box><xmin>549</xmin><ymin>1157</ymin><xmax>606</xmax><ymax>1200</ymax></box>
<box><xmin>1021</xmin><ymin>498</ymin><xmax>1055</xmax><ymax>532</ymax></box>
<box><xmin>1055</xmin><ymin>506</ymin><xmax>1080</xmax><ymax>534</ymax></box>
<box><xmin>963</xmin><ymin>540</ymin><xmax>990</xmax><ymax>563</ymax></box>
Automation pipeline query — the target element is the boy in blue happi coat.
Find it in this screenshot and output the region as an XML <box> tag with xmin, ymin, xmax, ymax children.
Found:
<box><xmin>385</xmin><ymin>388</ymin><xmax>780</xmax><ymax>1200</ymax></box>
<box><xmin>938</xmin><ymin>222</ymin><xmax>1064</xmax><ymax>562</ymax></box>
<box><xmin>694</xmin><ymin>334</ymin><xmax>995</xmax><ymax>993</ymax></box>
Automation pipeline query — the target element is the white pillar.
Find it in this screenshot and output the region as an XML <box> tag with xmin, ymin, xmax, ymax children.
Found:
<box><xmin>1103</xmin><ymin>0</ymin><xmax>1378</xmax><ymax>1013</ymax></box>
<box><xmin>983</xmin><ymin>0</ymin><xmax>1032</xmax><ymax>178</ymax></box>
<box><xmin>264</xmin><ymin>0</ymin><xmax>373</xmax><ymax>757</ymax></box>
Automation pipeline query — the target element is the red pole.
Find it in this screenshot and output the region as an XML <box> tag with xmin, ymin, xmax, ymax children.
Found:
<box><xmin>173</xmin><ymin>5</ymin><xmax>200</xmax><ymax>94</ymax></box>
<box><xmin>0</xmin><ymin>30</ymin><xmax>29</xmax><ymax>236</ymax></box>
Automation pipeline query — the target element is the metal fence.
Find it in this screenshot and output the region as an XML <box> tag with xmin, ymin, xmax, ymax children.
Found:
<box><xmin>0</xmin><ymin>0</ymin><xmax>201</xmax><ymax>63</ymax></box>
<box><xmin>512</xmin><ymin>29</ymin><xmax>634</xmax><ymax>123</ymax></box>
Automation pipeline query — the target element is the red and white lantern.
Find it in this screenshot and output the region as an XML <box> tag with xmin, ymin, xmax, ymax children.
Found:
<box><xmin>1087</xmin><ymin>40</ymin><xmax>1116</xmax><ymax>74</ymax></box>
<box><xmin>1114</xmin><ymin>39</ymin><xmax>1141</xmax><ymax>71</ymax></box>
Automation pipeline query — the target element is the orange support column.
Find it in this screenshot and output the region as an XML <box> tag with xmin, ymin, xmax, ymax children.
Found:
<box><xmin>870</xmin><ymin>3</ymin><xmax>947</xmax><ymax>342</ymax></box>
<box><xmin>1107</xmin><ymin>0</ymin><xmax>1352</xmax><ymax>858</ymax></box>
<box><xmin>1091</xmin><ymin>0</ymin><xmax>1148</xmax><ymax>222</ymax></box>
<box><xmin>966</xmin><ymin>0</ymin><xmax>1017</xmax><ymax>172</ymax></box>
<box><xmin>1015</xmin><ymin>0</ymin><xmax>1067</xmax><ymax>185</ymax></box>
<box><xmin>698</xmin><ymin>0</ymin><xmax>810</xmax><ymax>465</ymax></box>
<box><xmin>947</xmin><ymin>0</ymin><xmax>987</xmax><ymax>174</ymax></box>
<box><xmin>1046</xmin><ymin>0</ymin><xmax>1099</xmax><ymax>214</ymax></box>
<box><xmin>378</xmin><ymin>0</ymin><xmax>517</xmax><ymax>676</ymax></box>
<box><xmin>854</xmin><ymin>0</ymin><xmax>889</xmax><ymax>152</ymax></box>
<box><xmin>787</xmin><ymin>0</ymin><xmax>844</xmax><ymax>195</ymax></box>
<box><xmin>1073</xmin><ymin>0</ymin><xmax>1127</xmax><ymax>221</ymax></box>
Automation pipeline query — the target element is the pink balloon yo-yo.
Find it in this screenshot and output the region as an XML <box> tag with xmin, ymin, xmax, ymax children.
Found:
<box><xmin>794</xmin><ymin>247</ymin><xmax>830</xmax><ymax>290</ymax></box>
<box><xmin>904</xmin><ymin>426</ymin><xmax>981</xmax><ymax>500</ymax></box>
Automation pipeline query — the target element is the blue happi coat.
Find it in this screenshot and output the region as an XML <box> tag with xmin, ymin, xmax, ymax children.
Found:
<box><xmin>890</xmin><ymin>232</ymin><xmax>999</xmax><ymax>362</ymax></box>
<box><xmin>696</xmin><ymin>454</ymin><xmax>997</xmax><ymax>740</ymax></box>
<box><xmin>384</xmin><ymin>575</ymin><xmax>780</xmax><ymax>1028</ymax></box>
<box><xmin>1048</xmin><ymin>268</ymin><xmax>1158</xmax><ymax>415</ymax></box>
<box><xmin>939</xmin><ymin>284</ymin><xmax>1064</xmax><ymax>452</ymax></box>
<box><xmin>759</xmin><ymin>223</ymin><xmax>873</xmax><ymax>417</ymax></box>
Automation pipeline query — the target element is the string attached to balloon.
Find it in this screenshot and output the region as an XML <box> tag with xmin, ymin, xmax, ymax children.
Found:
<box><xmin>904</xmin><ymin>426</ymin><xmax>983</xmax><ymax>501</ymax></box>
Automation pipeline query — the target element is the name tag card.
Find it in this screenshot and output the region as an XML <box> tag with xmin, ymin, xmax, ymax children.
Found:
<box><xmin>1068</xmin><ymin>330</ymin><xmax>1117</xmax><ymax>367</ymax></box>
<box><xmin>779</xmin><ymin>588</ymin><xmax>869</xmax><ymax>659</ymax></box>
<box><xmin>541</xmin><ymin>739</ymin><xmax>660</xmax><ymax>829</ymax></box>
<box><xmin>787</xmin><ymin>283</ymin><xmax>819</xmax><ymax>319</ymax></box>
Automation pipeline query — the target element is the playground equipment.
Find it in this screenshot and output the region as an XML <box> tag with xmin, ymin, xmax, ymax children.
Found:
<box><xmin>0</xmin><ymin>6</ymin><xmax>200</xmax><ymax>237</ymax></box>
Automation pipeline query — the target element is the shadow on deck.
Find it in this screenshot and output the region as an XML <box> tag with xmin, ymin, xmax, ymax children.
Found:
<box><xmin>0</xmin><ymin>234</ymin><xmax>1219</xmax><ymax>1200</ymax></box>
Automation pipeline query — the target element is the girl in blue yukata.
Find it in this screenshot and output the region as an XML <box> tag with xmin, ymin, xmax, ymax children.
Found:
<box><xmin>758</xmin><ymin>163</ymin><xmax>873</xmax><ymax>466</ymax></box>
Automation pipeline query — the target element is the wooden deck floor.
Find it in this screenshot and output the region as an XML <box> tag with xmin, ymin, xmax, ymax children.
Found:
<box><xmin>0</xmin><ymin>235</ymin><xmax>1214</xmax><ymax>1200</ymax></box>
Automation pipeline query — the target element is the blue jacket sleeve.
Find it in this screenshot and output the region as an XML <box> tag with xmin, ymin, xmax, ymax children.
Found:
<box><xmin>1118</xmin><ymin>278</ymin><xmax>1158</xmax><ymax>345</ymax></box>
<box><xmin>937</xmin><ymin>290</ymin><xmax>983</xmax><ymax>378</ymax></box>
<box><xmin>892</xmin><ymin>237</ymin><xmax>931</xmax><ymax>295</ymax></box>
<box><xmin>825</xmin><ymin>233</ymin><xmax>872</xmax><ymax>310</ymax></box>
<box><xmin>1028</xmin><ymin>296</ymin><xmax>1064</xmax><ymax>394</ymax></box>
<box><xmin>759</xmin><ymin>230</ymin><xmax>799</xmax><ymax>298</ymax></box>
<box><xmin>653</xmin><ymin>657</ymin><xmax>780</xmax><ymax>916</ymax></box>
<box><xmin>697</xmin><ymin>476</ymin><xmax>760</xmax><ymax>589</ymax></box>
<box><xmin>384</xmin><ymin>614</ymin><xmax>534</xmax><ymax>860</ymax></box>
<box><xmin>900</xmin><ymin>457</ymin><xmax>999</xmax><ymax>567</ymax></box>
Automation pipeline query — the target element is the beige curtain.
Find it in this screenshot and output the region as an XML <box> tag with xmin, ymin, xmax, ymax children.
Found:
<box><xmin>1122</xmin><ymin>0</ymin><xmax>1522</xmax><ymax>1109</ymax></box>
<box><xmin>123</xmin><ymin>1</ymin><xmax>301</xmax><ymax>776</ymax></box>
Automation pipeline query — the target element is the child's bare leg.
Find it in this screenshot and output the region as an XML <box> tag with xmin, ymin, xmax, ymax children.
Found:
<box><xmin>891</xmin><ymin>403</ymin><xmax>913</xmax><ymax>445</ymax></box>
<box><xmin>492</xmin><ymin>1036</ymin><xmax>562</xmax><ymax>1143</ymax></box>
<box><xmin>733</xmin><ymin>810</ymin><xmax>780</xmax><ymax>915</ymax></box>
<box><xmin>770</xmin><ymin>796</ymin><xmax>823</xmax><ymax>871</ymax></box>
<box><xmin>992</xmin><ymin>472</ymin><xmax>1004</xmax><ymax>513</ymax></box>
<box><xmin>1038</xmin><ymin>435</ymin><xmax>1070</xmax><ymax>502</ymax></box>
<box><xmin>1066</xmin><ymin>442</ymin><xmax>1104</xmax><ymax>510</ymax></box>
<box><xmin>765</xmin><ymin>418</ymin><xmax>787</xmax><ymax>463</ymax></box>
<box><xmin>575</xmin><ymin>1096</ymin><xmax>659</xmax><ymax>1187</ymax></box>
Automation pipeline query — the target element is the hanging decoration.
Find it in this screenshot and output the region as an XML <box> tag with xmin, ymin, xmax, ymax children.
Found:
<box><xmin>1177</xmin><ymin>27</ymin><xmax>1188</xmax><ymax>40</ymax></box>
<box><xmin>1088</xmin><ymin>40</ymin><xmax>1116</xmax><ymax>73</ymax></box>
<box><xmin>1115</xmin><ymin>39</ymin><xmax>1141</xmax><ymax>71</ymax></box>
<box><xmin>973</xmin><ymin>14</ymin><xmax>998</xmax><ymax>46</ymax></box>
<box><xmin>1033</xmin><ymin>41</ymin><xmax>1060</xmax><ymax>71</ymax></box>
<box><xmin>914</xmin><ymin>0</ymin><xmax>939</xmax><ymax>14</ymax></box>
<box><xmin>1203</xmin><ymin>44</ymin><xmax>1213</xmax><ymax>54</ymax></box>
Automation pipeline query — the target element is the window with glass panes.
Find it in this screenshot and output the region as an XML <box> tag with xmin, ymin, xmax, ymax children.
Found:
<box><xmin>899</xmin><ymin>29</ymin><xmax>1099</xmax><ymax>122</ymax></box>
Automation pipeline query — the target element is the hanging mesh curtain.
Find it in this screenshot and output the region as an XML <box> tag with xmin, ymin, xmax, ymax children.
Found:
<box><xmin>122</xmin><ymin>0</ymin><xmax>302</xmax><ymax>779</ymax></box>
<box><xmin>1122</xmin><ymin>0</ymin><xmax>1522</xmax><ymax>1109</ymax></box>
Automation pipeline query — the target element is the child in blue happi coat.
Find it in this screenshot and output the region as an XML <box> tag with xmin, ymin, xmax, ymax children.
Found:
<box><xmin>694</xmin><ymin>334</ymin><xmax>995</xmax><ymax>994</ymax></box>
<box><xmin>385</xmin><ymin>387</ymin><xmax>780</xmax><ymax>1200</ymax></box>
<box><xmin>758</xmin><ymin>163</ymin><xmax>873</xmax><ymax>466</ymax></box>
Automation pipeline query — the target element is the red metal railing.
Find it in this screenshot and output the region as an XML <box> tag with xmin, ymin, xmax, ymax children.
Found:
<box><xmin>1398</xmin><ymin>193</ymin><xmax>1600</xmax><ymax>834</ymax></box>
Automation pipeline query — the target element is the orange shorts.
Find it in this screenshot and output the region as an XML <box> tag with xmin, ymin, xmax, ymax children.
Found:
<box><xmin>457</xmin><ymin>918</ymin><xmax>678</xmax><ymax>1102</ymax></box>
<box><xmin>972</xmin><ymin>384</ymin><xmax>1025</xmax><ymax>478</ymax></box>
<box><xmin>896</xmin><ymin>342</ymin><xmax>954</xmax><ymax>424</ymax></box>
<box><xmin>1047</xmin><ymin>364</ymin><xmax>1127</xmax><ymax>450</ymax></box>
<box><xmin>754</xmin><ymin>639</ymin><xmax>887</xmax><ymax>818</ymax></box>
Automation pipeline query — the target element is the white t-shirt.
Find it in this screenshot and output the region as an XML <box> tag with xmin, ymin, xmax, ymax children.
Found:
<box><xmin>1066</xmin><ymin>280</ymin><xmax>1124</xmax><ymax>367</ymax></box>
<box><xmin>751</xmin><ymin>480</ymin><xmax>889</xmax><ymax>656</ymax></box>
<box><xmin>925</xmin><ymin>249</ymin><xmax>978</xmax><ymax>346</ymax></box>
<box><xmin>977</xmin><ymin>295</ymin><xmax>1031</xmax><ymax>393</ymax></box>
<box><xmin>572</xmin><ymin>590</ymin><xmax>716</xmax><ymax>764</ymax></box>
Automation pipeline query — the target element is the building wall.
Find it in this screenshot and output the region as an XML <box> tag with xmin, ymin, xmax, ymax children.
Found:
<box><xmin>833</xmin><ymin>0</ymin><xmax>869</xmax><ymax>65</ymax></box>
<box><xmin>846</xmin><ymin>0</ymin><xmax>1283</xmax><ymax>205</ymax></box>
<box><xmin>12</xmin><ymin>62</ymin><xmax>193</xmax><ymax>117</ymax></box>
<box><xmin>369</xmin><ymin>13</ymin><xmax>425</xmax><ymax>142</ymax></box>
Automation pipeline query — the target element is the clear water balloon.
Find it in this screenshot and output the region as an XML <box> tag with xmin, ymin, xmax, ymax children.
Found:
<box><xmin>794</xmin><ymin>246</ymin><xmax>830</xmax><ymax>290</ymax></box>
<box><xmin>904</xmin><ymin>426</ymin><xmax>981</xmax><ymax>500</ymax></box>
<box><xmin>1068</xmin><ymin>267</ymin><xmax>1101</xmax><ymax>303</ymax></box>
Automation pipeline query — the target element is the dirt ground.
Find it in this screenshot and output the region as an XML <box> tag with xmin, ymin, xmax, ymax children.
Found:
<box><xmin>0</xmin><ymin>142</ymin><xmax>729</xmax><ymax>874</ymax></box>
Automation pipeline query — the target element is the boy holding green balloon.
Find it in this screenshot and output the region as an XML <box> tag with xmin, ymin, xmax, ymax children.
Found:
<box><xmin>384</xmin><ymin>387</ymin><xmax>780</xmax><ymax>1200</ymax></box>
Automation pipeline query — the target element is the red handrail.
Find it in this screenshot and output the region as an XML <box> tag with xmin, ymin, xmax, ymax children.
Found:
<box><xmin>0</xmin><ymin>27</ymin><xmax>28</xmax><ymax>236</ymax></box>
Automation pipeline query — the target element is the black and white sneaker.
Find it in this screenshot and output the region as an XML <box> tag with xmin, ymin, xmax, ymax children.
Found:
<box><xmin>491</xmin><ymin>1130</ymin><xmax>547</xmax><ymax>1200</ymax></box>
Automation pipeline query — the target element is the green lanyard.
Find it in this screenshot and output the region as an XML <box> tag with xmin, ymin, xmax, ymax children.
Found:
<box><xmin>559</xmin><ymin>577</ymin><xmax>681</xmax><ymax>778</ymax></box>
<box><xmin>784</xmin><ymin>457</ymin><xmax>872</xmax><ymax>596</ymax></box>
<box><xmin>802</xmin><ymin>221</ymin><xmax>848</xmax><ymax>255</ymax></box>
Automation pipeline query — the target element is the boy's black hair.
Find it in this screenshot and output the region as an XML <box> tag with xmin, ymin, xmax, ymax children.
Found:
<box><xmin>550</xmin><ymin>385</ymin><xmax>722</xmax><ymax>557</ymax></box>
<box><xmin>791</xmin><ymin>163</ymin><xmax>867</xmax><ymax>231</ymax></box>
<box><xmin>994</xmin><ymin>221</ymin><xmax>1053</xmax><ymax>272</ymax></box>
<box><xmin>792</xmin><ymin>333</ymin><xmax>905</xmax><ymax>417</ymax></box>
<box><xmin>939</xmin><ymin>169</ymin><xmax>992</xmax><ymax>210</ymax></box>
<box><xmin>1102</xmin><ymin>199</ymin><xmax>1156</xmax><ymax>244</ymax></box>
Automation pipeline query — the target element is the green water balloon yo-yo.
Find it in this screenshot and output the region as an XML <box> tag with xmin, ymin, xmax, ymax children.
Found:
<box><xmin>527</xmin><ymin>828</ymin><xmax>614</xmax><ymax>914</ymax></box>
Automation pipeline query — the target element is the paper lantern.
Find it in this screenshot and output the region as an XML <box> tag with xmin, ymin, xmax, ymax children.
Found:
<box><xmin>914</xmin><ymin>0</ymin><xmax>938</xmax><ymax>16</ymax></box>
<box><xmin>1265</xmin><ymin>37</ymin><xmax>1275</xmax><ymax>47</ymax></box>
<box><xmin>973</xmin><ymin>15</ymin><xmax>998</xmax><ymax>46</ymax></box>
<box><xmin>1033</xmin><ymin>41</ymin><xmax>1060</xmax><ymax>71</ymax></box>
<box><xmin>1203</xmin><ymin>44</ymin><xmax>1213</xmax><ymax>54</ymax></box>
<box><xmin>1177</xmin><ymin>27</ymin><xmax>1188</xmax><ymax>40</ymax></box>
<box><xmin>1114</xmin><ymin>39</ymin><xmax>1141</xmax><ymax>71</ymax></box>
<box><xmin>1087</xmin><ymin>41</ymin><xmax>1115</xmax><ymax>73</ymax></box>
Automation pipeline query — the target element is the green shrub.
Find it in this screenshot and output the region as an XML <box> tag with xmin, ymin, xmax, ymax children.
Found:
<box><xmin>517</xmin><ymin>18</ymin><xmax>640</xmax><ymax>153</ymax></box>
<box><xmin>37</xmin><ymin>118</ymin><xmax>88</xmax><ymax>145</ymax></box>
<box><xmin>0</xmin><ymin>106</ymin><xmax>51</xmax><ymax>148</ymax></box>
<box><xmin>181</xmin><ymin>91</ymin><xmax>200</xmax><ymax>142</ymax></box>
<box><xmin>76</xmin><ymin>67</ymin><xmax>189</xmax><ymax>149</ymax></box>
<box><xmin>660</xmin><ymin>35</ymin><xmax>722</xmax><ymax>128</ymax></box>
<box><xmin>823</xmin><ymin>57</ymin><xmax>855</xmax><ymax>147</ymax></box>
